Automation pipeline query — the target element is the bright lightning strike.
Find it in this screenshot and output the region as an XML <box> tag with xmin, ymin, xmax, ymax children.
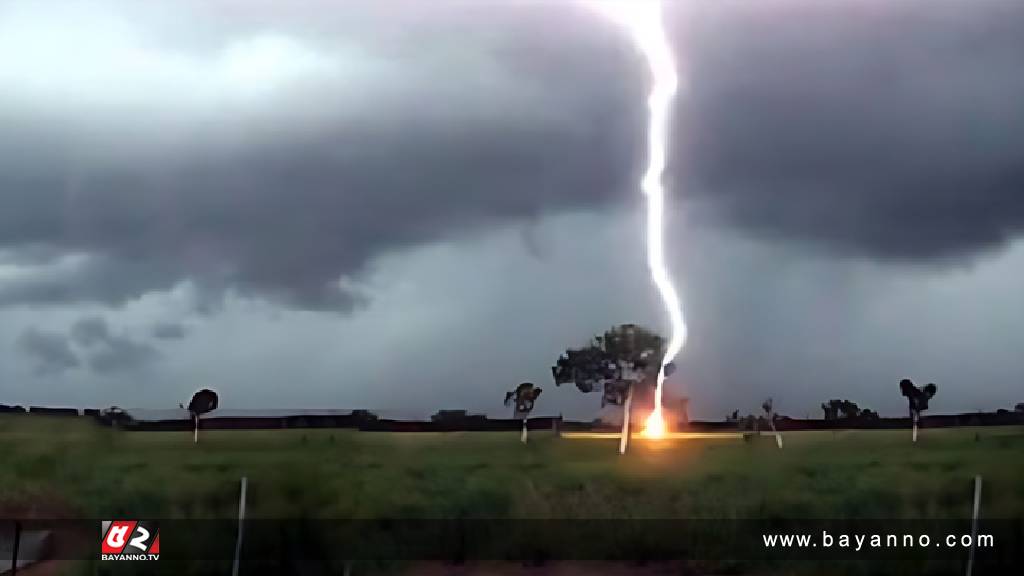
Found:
<box><xmin>587</xmin><ymin>1</ymin><xmax>686</xmax><ymax>440</ymax></box>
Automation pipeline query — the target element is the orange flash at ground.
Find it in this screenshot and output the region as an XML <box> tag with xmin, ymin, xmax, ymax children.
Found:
<box><xmin>642</xmin><ymin>406</ymin><xmax>667</xmax><ymax>439</ymax></box>
<box><xmin>564</xmin><ymin>431</ymin><xmax>744</xmax><ymax>441</ymax></box>
<box><xmin>589</xmin><ymin>0</ymin><xmax>687</xmax><ymax>443</ymax></box>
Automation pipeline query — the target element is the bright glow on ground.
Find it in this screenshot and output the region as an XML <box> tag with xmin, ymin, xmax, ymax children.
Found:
<box><xmin>563</xmin><ymin>431</ymin><xmax>745</xmax><ymax>440</ymax></box>
<box><xmin>641</xmin><ymin>407</ymin><xmax>667</xmax><ymax>438</ymax></box>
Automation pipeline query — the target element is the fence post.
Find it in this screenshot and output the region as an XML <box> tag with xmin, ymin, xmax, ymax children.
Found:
<box><xmin>619</xmin><ymin>384</ymin><xmax>634</xmax><ymax>455</ymax></box>
<box><xmin>232</xmin><ymin>477</ymin><xmax>248</xmax><ymax>576</ymax></box>
<box><xmin>965</xmin><ymin>474</ymin><xmax>982</xmax><ymax>576</ymax></box>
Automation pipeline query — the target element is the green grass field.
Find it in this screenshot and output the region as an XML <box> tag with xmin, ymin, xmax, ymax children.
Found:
<box><xmin>3</xmin><ymin>416</ymin><xmax>1023</xmax><ymax>574</ymax></box>
<box><xmin>2</xmin><ymin>415</ymin><xmax>1022</xmax><ymax>521</ymax></box>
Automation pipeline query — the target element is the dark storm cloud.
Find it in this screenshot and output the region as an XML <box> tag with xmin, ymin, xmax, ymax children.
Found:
<box><xmin>678</xmin><ymin>0</ymin><xmax>1024</xmax><ymax>261</ymax></box>
<box><xmin>0</xmin><ymin>0</ymin><xmax>643</xmax><ymax>310</ymax></box>
<box><xmin>1</xmin><ymin>0</ymin><xmax>1023</xmax><ymax>311</ymax></box>
<box><xmin>17</xmin><ymin>328</ymin><xmax>80</xmax><ymax>375</ymax></box>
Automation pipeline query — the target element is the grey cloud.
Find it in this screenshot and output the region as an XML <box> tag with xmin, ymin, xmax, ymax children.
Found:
<box><xmin>17</xmin><ymin>328</ymin><xmax>80</xmax><ymax>375</ymax></box>
<box><xmin>71</xmin><ymin>316</ymin><xmax>111</xmax><ymax>346</ymax></box>
<box><xmin>87</xmin><ymin>336</ymin><xmax>160</xmax><ymax>374</ymax></box>
<box><xmin>0</xmin><ymin>0</ymin><xmax>1022</xmax><ymax>313</ymax></box>
<box><xmin>70</xmin><ymin>317</ymin><xmax>160</xmax><ymax>373</ymax></box>
<box><xmin>0</xmin><ymin>253</ymin><xmax>186</xmax><ymax>308</ymax></box>
<box><xmin>5</xmin><ymin>207</ymin><xmax>1024</xmax><ymax>416</ymax></box>
<box><xmin>151</xmin><ymin>322</ymin><xmax>186</xmax><ymax>340</ymax></box>
<box><xmin>678</xmin><ymin>0</ymin><xmax>1024</xmax><ymax>261</ymax></box>
<box><xmin>17</xmin><ymin>316</ymin><xmax>162</xmax><ymax>375</ymax></box>
<box><xmin>0</xmin><ymin>0</ymin><xmax>642</xmax><ymax>311</ymax></box>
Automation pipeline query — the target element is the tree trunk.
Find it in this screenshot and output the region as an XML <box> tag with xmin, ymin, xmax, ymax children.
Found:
<box><xmin>769</xmin><ymin>416</ymin><xmax>783</xmax><ymax>449</ymax></box>
<box><xmin>619</xmin><ymin>383</ymin><xmax>634</xmax><ymax>455</ymax></box>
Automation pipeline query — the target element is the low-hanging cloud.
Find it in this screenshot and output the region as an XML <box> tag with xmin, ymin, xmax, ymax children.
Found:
<box><xmin>70</xmin><ymin>317</ymin><xmax>160</xmax><ymax>374</ymax></box>
<box><xmin>0</xmin><ymin>0</ymin><xmax>1022</xmax><ymax>312</ymax></box>
<box><xmin>17</xmin><ymin>316</ymin><xmax>160</xmax><ymax>377</ymax></box>
<box><xmin>18</xmin><ymin>328</ymin><xmax>81</xmax><ymax>375</ymax></box>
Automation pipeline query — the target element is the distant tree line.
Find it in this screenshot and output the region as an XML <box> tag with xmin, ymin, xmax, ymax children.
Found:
<box><xmin>726</xmin><ymin>409</ymin><xmax>783</xmax><ymax>432</ymax></box>
<box><xmin>820</xmin><ymin>399</ymin><xmax>880</xmax><ymax>422</ymax></box>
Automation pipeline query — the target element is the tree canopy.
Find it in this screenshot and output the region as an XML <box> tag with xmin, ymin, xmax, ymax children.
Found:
<box><xmin>820</xmin><ymin>399</ymin><xmax>879</xmax><ymax>421</ymax></box>
<box><xmin>821</xmin><ymin>399</ymin><xmax>857</xmax><ymax>420</ymax></box>
<box><xmin>187</xmin><ymin>389</ymin><xmax>219</xmax><ymax>416</ymax></box>
<box><xmin>899</xmin><ymin>379</ymin><xmax>937</xmax><ymax>417</ymax></box>
<box><xmin>504</xmin><ymin>382</ymin><xmax>542</xmax><ymax>418</ymax></box>
<box><xmin>551</xmin><ymin>324</ymin><xmax>670</xmax><ymax>407</ymax></box>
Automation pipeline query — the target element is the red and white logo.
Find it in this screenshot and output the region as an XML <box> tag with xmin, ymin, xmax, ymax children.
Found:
<box><xmin>100</xmin><ymin>521</ymin><xmax>160</xmax><ymax>561</ymax></box>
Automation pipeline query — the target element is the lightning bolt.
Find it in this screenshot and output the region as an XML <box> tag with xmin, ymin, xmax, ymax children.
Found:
<box><xmin>587</xmin><ymin>1</ymin><xmax>686</xmax><ymax>438</ymax></box>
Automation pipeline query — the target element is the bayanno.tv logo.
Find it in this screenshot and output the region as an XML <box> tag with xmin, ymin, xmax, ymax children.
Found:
<box><xmin>100</xmin><ymin>520</ymin><xmax>160</xmax><ymax>561</ymax></box>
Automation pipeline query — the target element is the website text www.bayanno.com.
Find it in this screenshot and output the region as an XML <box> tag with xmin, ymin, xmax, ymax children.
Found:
<box><xmin>763</xmin><ymin>531</ymin><xmax>994</xmax><ymax>552</ymax></box>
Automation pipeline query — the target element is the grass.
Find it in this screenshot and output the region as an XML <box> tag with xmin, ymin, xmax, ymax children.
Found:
<box><xmin>1</xmin><ymin>416</ymin><xmax>1021</xmax><ymax>520</ymax></box>
<box><xmin>1</xmin><ymin>416</ymin><xmax>1022</xmax><ymax>574</ymax></box>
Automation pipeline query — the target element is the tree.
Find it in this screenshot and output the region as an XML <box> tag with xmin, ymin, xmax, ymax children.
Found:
<box><xmin>186</xmin><ymin>388</ymin><xmax>219</xmax><ymax>444</ymax></box>
<box><xmin>820</xmin><ymin>399</ymin><xmax>880</xmax><ymax>426</ymax></box>
<box><xmin>504</xmin><ymin>382</ymin><xmax>542</xmax><ymax>443</ymax></box>
<box><xmin>551</xmin><ymin>324</ymin><xmax>673</xmax><ymax>454</ymax></box>
<box><xmin>351</xmin><ymin>409</ymin><xmax>379</xmax><ymax>425</ymax></box>
<box><xmin>821</xmin><ymin>399</ymin><xmax>845</xmax><ymax>420</ymax></box>
<box><xmin>101</xmin><ymin>406</ymin><xmax>134</xmax><ymax>428</ymax></box>
<box><xmin>899</xmin><ymin>379</ymin><xmax>937</xmax><ymax>443</ymax></box>
<box><xmin>1015</xmin><ymin>403</ymin><xmax>1024</xmax><ymax>413</ymax></box>
<box><xmin>859</xmin><ymin>408</ymin><xmax>880</xmax><ymax>420</ymax></box>
<box><xmin>840</xmin><ymin>400</ymin><xmax>861</xmax><ymax>420</ymax></box>
<box><xmin>821</xmin><ymin>399</ymin><xmax>868</xmax><ymax>421</ymax></box>
<box><xmin>504</xmin><ymin>382</ymin><xmax>543</xmax><ymax>415</ymax></box>
<box><xmin>552</xmin><ymin>324</ymin><xmax>667</xmax><ymax>397</ymax></box>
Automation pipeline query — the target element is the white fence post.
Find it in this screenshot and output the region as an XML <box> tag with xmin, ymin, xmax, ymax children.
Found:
<box><xmin>966</xmin><ymin>474</ymin><xmax>982</xmax><ymax>576</ymax></box>
<box><xmin>232</xmin><ymin>477</ymin><xmax>248</xmax><ymax>576</ymax></box>
<box><xmin>619</xmin><ymin>384</ymin><xmax>634</xmax><ymax>455</ymax></box>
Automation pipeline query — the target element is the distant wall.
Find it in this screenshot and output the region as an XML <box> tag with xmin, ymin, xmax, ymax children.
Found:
<box><xmin>118</xmin><ymin>415</ymin><xmax>567</xmax><ymax>432</ymax></box>
<box><xmin>771</xmin><ymin>412</ymin><xmax>1024</xmax><ymax>431</ymax></box>
<box><xmin>5</xmin><ymin>404</ymin><xmax>1023</xmax><ymax>431</ymax></box>
<box><xmin>28</xmin><ymin>406</ymin><xmax>79</xmax><ymax>417</ymax></box>
<box><xmin>688</xmin><ymin>420</ymin><xmax>743</xmax><ymax>432</ymax></box>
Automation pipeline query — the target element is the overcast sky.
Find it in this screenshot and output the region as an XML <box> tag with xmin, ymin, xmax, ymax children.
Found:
<box><xmin>1</xmin><ymin>0</ymin><xmax>1023</xmax><ymax>420</ymax></box>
